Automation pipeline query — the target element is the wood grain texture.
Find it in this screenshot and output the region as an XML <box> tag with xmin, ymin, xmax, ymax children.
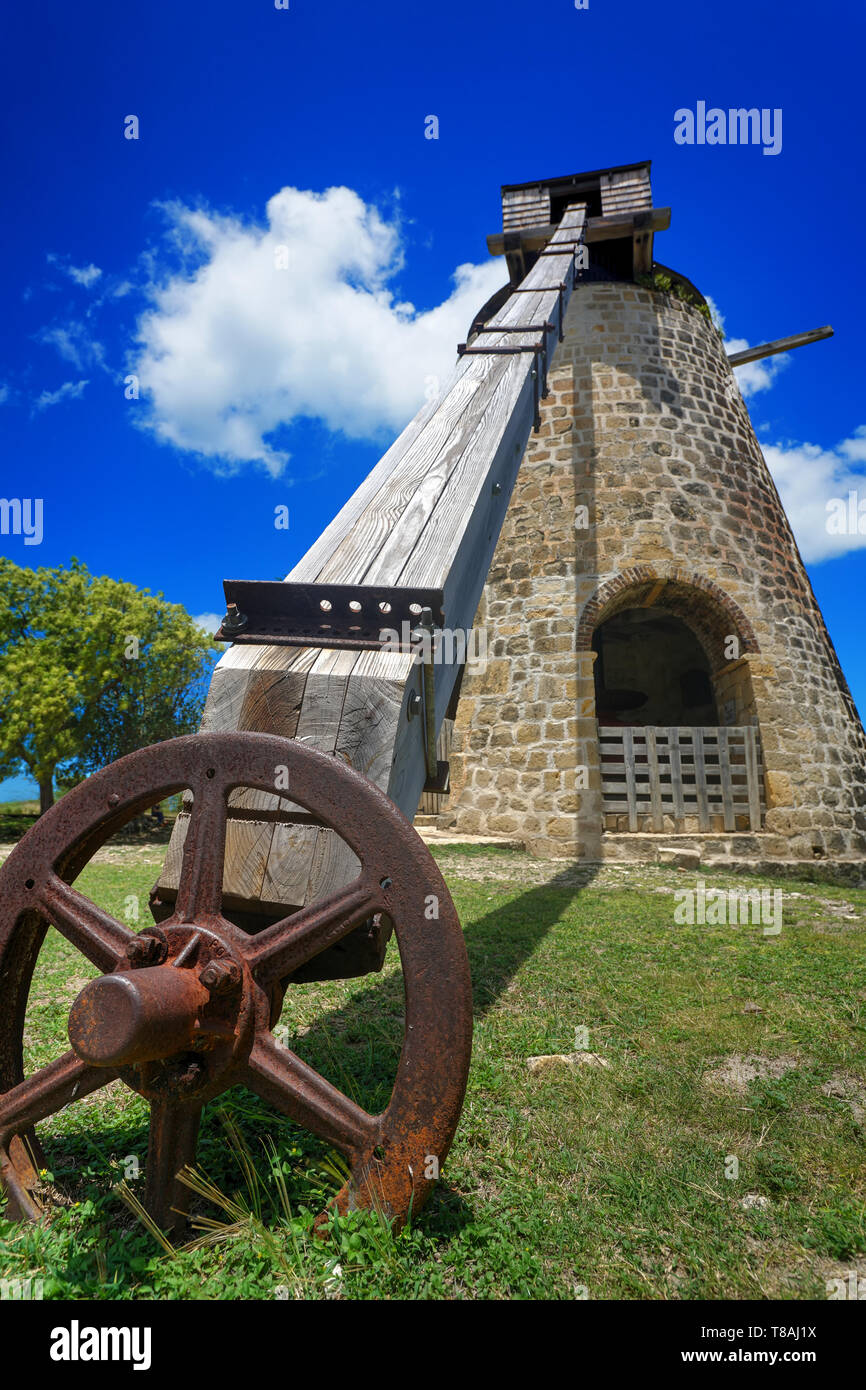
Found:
<box><xmin>157</xmin><ymin>207</ymin><xmax>588</xmax><ymax>912</ymax></box>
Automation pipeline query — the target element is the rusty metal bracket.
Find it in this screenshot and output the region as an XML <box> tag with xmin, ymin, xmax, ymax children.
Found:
<box><xmin>508</xmin><ymin>283</ymin><xmax>568</xmax><ymax>342</ymax></box>
<box><xmin>411</xmin><ymin>607</ymin><xmax>440</xmax><ymax>787</ymax></box>
<box><xmin>456</xmin><ymin>343</ymin><xmax>546</xmax><ymax>357</ymax></box>
<box><xmin>470</xmin><ymin>322</ymin><xmax>556</xmax><ymax>335</ymax></box>
<box><xmin>215</xmin><ymin>580</ymin><xmax>445</xmax><ymax>650</ymax></box>
<box><xmin>423</xmin><ymin>760</ymin><xmax>450</xmax><ymax>795</ymax></box>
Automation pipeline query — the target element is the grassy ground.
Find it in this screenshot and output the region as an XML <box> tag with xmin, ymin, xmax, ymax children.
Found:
<box><xmin>0</xmin><ymin>844</ymin><xmax>864</xmax><ymax>1300</ymax></box>
<box><xmin>0</xmin><ymin>799</ymin><xmax>177</xmax><ymax>847</ymax></box>
<box><xmin>0</xmin><ymin>801</ymin><xmax>40</xmax><ymax>842</ymax></box>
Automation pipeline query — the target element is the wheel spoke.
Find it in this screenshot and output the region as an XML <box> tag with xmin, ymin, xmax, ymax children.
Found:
<box><xmin>244</xmin><ymin>1034</ymin><xmax>381</xmax><ymax>1157</ymax></box>
<box><xmin>174</xmin><ymin>772</ymin><xmax>229</xmax><ymax>922</ymax></box>
<box><xmin>243</xmin><ymin>878</ymin><xmax>381</xmax><ymax>984</ymax></box>
<box><xmin>143</xmin><ymin>1100</ymin><xmax>203</xmax><ymax>1234</ymax></box>
<box><xmin>37</xmin><ymin>874</ymin><xmax>134</xmax><ymax>972</ymax></box>
<box><xmin>0</xmin><ymin>1051</ymin><xmax>116</xmax><ymax>1145</ymax></box>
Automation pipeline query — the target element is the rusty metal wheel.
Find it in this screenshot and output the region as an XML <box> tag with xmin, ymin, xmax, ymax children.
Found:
<box><xmin>0</xmin><ymin>732</ymin><xmax>472</xmax><ymax>1233</ymax></box>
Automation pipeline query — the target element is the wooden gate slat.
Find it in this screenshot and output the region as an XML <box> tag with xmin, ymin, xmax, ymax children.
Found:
<box><xmin>692</xmin><ymin>728</ymin><xmax>711</xmax><ymax>831</ymax></box>
<box><xmin>645</xmin><ymin>727</ymin><xmax>663</xmax><ymax>831</ymax></box>
<box><xmin>668</xmin><ymin>726</ymin><xmax>684</xmax><ymax>818</ymax></box>
<box><xmin>718</xmin><ymin>726</ymin><xmax>735</xmax><ymax>831</ymax></box>
<box><xmin>744</xmin><ymin>724</ymin><xmax>762</xmax><ymax>831</ymax></box>
<box><xmin>622</xmin><ymin>727</ymin><xmax>638</xmax><ymax>831</ymax></box>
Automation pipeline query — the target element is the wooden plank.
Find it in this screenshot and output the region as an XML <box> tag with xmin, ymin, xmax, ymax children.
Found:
<box><xmin>744</xmin><ymin>724</ymin><xmax>762</xmax><ymax>830</ymax></box>
<box><xmin>726</xmin><ymin>326</ymin><xmax>832</xmax><ymax>367</ymax></box>
<box><xmin>600</xmin><ymin>168</ymin><xmax>653</xmax><ymax>217</ymax></box>
<box><xmin>229</xmin><ymin>650</ymin><xmax>316</xmax><ymax>815</ymax></box>
<box><xmin>286</xmin><ymin>378</ymin><xmax>464</xmax><ymax>583</ymax></box>
<box><xmin>718</xmin><ymin>727</ymin><xmax>735</xmax><ymax>832</ymax></box>
<box><xmin>622</xmin><ymin>727</ymin><xmax>638</xmax><ymax>832</ymax></box>
<box><xmin>502</xmin><ymin>187</ymin><xmax>550</xmax><ymax>231</ymax></box>
<box><xmin>158</xmin><ymin>807</ymin><xmax>276</xmax><ymax>907</ymax></box>
<box><xmin>668</xmin><ymin>726</ymin><xmax>685</xmax><ymax>818</ymax></box>
<box><xmin>158</xmin><ymin>207</ymin><xmax>589</xmax><ymax>914</ymax></box>
<box><xmin>645</xmin><ymin>727</ymin><xmax>663</xmax><ymax>831</ymax></box>
<box><xmin>692</xmin><ymin>729</ymin><xmax>710</xmax><ymax>831</ymax></box>
<box><xmin>293</xmin><ymin>227</ymin><xmax>574</xmax><ymax>590</ymax></box>
<box><xmin>486</xmin><ymin>208</ymin><xmax>670</xmax><ymax>257</ymax></box>
<box><xmin>304</xmin><ymin>363</ymin><xmax>514</xmax><ymax>584</ymax></box>
<box><xmin>221</xmin><ymin>818</ymin><xmax>277</xmax><ymax>906</ymax></box>
<box><xmin>159</xmin><ymin>811</ymin><xmax>189</xmax><ymax>893</ymax></box>
<box><xmin>256</xmin><ymin>647</ymin><xmax>360</xmax><ymax>907</ymax></box>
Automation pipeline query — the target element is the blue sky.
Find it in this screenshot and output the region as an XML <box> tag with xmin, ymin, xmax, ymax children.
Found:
<box><xmin>1</xmin><ymin>0</ymin><xmax>864</xmax><ymax>799</ymax></box>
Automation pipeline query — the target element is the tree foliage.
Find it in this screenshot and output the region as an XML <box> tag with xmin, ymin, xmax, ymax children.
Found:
<box><xmin>0</xmin><ymin>557</ymin><xmax>217</xmax><ymax>810</ymax></box>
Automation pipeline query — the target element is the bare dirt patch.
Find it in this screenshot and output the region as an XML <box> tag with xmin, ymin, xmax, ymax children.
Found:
<box><xmin>821</xmin><ymin>1071</ymin><xmax>866</xmax><ymax>1126</ymax></box>
<box><xmin>703</xmin><ymin>1054</ymin><xmax>799</xmax><ymax>1093</ymax></box>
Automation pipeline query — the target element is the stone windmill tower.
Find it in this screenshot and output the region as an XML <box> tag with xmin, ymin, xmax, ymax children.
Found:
<box><xmin>428</xmin><ymin>161</ymin><xmax>866</xmax><ymax>868</ymax></box>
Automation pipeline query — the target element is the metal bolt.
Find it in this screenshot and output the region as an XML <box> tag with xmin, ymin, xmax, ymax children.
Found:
<box><xmin>221</xmin><ymin>602</ymin><xmax>248</xmax><ymax>636</ymax></box>
<box><xmin>127</xmin><ymin>933</ymin><xmax>166</xmax><ymax>966</ymax></box>
<box><xmin>200</xmin><ymin>959</ymin><xmax>242</xmax><ymax>995</ymax></box>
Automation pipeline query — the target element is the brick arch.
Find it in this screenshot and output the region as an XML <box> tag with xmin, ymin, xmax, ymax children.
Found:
<box><xmin>577</xmin><ymin>566</ymin><xmax>759</xmax><ymax>671</ymax></box>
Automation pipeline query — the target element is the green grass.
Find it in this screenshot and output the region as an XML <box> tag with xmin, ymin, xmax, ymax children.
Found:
<box><xmin>1</xmin><ymin>849</ymin><xmax>864</xmax><ymax>1300</ymax></box>
<box><xmin>0</xmin><ymin>801</ymin><xmax>40</xmax><ymax>841</ymax></box>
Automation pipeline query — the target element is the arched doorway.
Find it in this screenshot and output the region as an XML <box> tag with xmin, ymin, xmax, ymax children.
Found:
<box><xmin>580</xmin><ymin>573</ymin><xmax>765</xmax><ymax>834</ymax></box>
<box><xmin>593</xmin><ymin>608</ymin><xmax>718</xmax><ymax>727</ymax></box>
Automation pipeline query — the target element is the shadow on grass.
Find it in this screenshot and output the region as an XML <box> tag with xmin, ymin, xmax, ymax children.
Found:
<box><xmin>217</xmin><ymin>862</ymin><xmax>601</xmax><ymax>1234</ymax></box>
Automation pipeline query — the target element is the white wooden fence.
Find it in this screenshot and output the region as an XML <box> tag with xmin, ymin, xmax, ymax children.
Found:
<box><xmin>600</xmin><ymin>725</ymin><xmax>764</xmax><ymax>832</ymax></box>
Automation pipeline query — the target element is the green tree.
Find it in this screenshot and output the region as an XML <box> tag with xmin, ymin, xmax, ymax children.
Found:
<box><xmin>0</xmin><ymin>557</ymin><xmax>218</xmax><ymax>812</ymax></box>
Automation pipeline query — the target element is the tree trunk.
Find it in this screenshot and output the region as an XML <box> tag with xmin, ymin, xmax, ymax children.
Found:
<box><xmin>38</xmin><ymin>776</ymin><xmax>54</xmax><ymax>815</ymax></box>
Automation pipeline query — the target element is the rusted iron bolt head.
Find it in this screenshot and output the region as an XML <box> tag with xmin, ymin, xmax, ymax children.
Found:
<box><xmin>221</xmin><ymin>602</ymin><xmax>248</xmax><ymax>635</ymax></box>
<box><xmin>200</xmin><ymin>959</ymin><xmax>242</xmax><ymax>995</ymax></box>
<box><xmin>127</xmin><ymin>933</ymin><xmax>167</xmax><ymax>966</ymax></box>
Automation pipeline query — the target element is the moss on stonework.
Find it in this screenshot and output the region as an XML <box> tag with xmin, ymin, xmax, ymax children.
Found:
<box><xmin>636</xmin><ymin>271</ymin><xmax>722</xmax><ymax>334</ymax></box>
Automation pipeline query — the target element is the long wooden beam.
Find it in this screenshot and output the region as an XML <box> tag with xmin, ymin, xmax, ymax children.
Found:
<box><xmin>158</xmin><ymin>206</ymin><xmax>589</xmax><ymax>914</ymax></box>
<box><xmin>726</xmin><ymin>326</ymin><xmax>833</xmax><ymax>366</ymax></box>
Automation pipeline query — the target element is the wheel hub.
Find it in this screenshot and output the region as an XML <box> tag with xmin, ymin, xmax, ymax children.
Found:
<box><xmin>68</xmin><ymin>925</ymin><xmax>255</xmax><ymax>1103</ymax></box>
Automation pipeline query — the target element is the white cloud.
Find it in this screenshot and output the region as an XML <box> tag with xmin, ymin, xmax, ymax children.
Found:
<box><xmin>190</xmin><ymin>611</ymin><xmax>223</xmax><ymax>635</ymax></box>
<box><xmin>727</xmin><ymin>337</ymin><xmax>790</xmax><ymax>398</ymax></box>
<box><xmin>0</xmin><ymin>384</ymin><xmax>9</xmax><ymax>405</ymax></box>
<box><xmin>46</xmin><ymin>253</ymin><xmax>103</xmax><ymax>289</ymax></box>
<box><xmin>707</xmin><ymin>297</ymin><xmax>863</xmax><ymax>562</ymax></box>
<box><xmin>34</xmin><ymin>379</ymin><xmax>89</xmax><ymax>411</ymax></box>
<box><xmin>762</xmin><ymin>427</ymin><xmax>866</xmax><ymax>563</ymax></box>
<box><xmin>704</xmin><ymin>296</ymin><xmax>790</xmax><ymax>399</ymax></box>
<box><xmin>37</xmin><ymin>321</ymin><xmax>105</xmax><ymax>372</ymax></box>
<box><xmin>131</xmin><ymin>186</ymin><xmax>506</xmax><ymax>475</ymax></box>
<box><xmin>68</xmin><ymin>263</ymin><xmax>102</xmax><ymax>288</ymax></box>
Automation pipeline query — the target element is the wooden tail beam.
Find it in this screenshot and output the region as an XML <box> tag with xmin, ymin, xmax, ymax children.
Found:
<box><xmin>158</xmin><ymin>206</ymin><xmax>589</xmax><ymax>915</ymax></box>
<box><xmin>726</xmin><ymin>326</ymin><xmax>833</xmax><ymax>366</ymax></box>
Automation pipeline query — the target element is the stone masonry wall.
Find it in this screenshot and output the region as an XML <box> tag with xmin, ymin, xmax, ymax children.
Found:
<box><xmin>433</xmin><ymin>281</ymin><xmax>866</xmax><ymax>862</ymax></box>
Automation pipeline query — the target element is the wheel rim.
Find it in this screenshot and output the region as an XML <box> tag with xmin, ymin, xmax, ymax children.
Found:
<box><xmin>0</xmin><ymin>732</ymin><xmax>473</xmax><ymax>1231</ymax></box>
